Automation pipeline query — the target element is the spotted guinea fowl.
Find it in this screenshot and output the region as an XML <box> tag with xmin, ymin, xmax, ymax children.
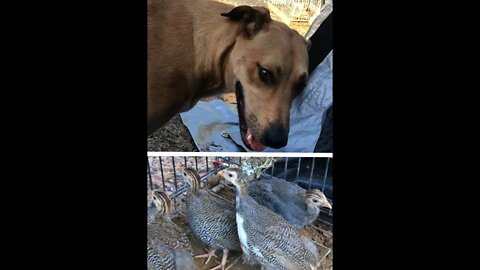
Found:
<box><xmin>183</xmin><ymin>167</ymin><xmax>240</xmax><ymax>270</ymax></box>
<box><xmin>147</xmin><ymin>191</ymin><xmax>194</xmax><ymax>270</ymax></box>
<box><xmin>247</xmin><ymin>175</ymin><xmax>331</xmax><ymax>228</ymax></box>
<box><xmin>219</xmin><ymin>167</ymin><xmax>320</xmax><ymax>270</ymax></box>
<box><xmin>147</xmin><ymin>238</ymin><xmax>194</xmax><ymax>270</ymax></box>
<box><xmin>147</xmin><ymin>204</ymin><xmax>159</xmax><ymax>225</ymax></box>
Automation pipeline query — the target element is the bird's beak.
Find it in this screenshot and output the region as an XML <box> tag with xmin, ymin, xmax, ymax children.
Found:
<box><xmin>323</xmin><ymin>202</ymin><xmax>332</xmax><ymax>209</ymax></box>
<box><xmin>217</xmin><ymin>170</ymin><xmax>225</xmax><ymax>177</ymax></box>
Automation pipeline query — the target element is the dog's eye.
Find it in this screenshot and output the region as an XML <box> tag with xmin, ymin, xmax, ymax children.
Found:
<box><xmin>258</xmin><ymin>65</ymin><xmax>274</xmax><ymax>85</ymax></box>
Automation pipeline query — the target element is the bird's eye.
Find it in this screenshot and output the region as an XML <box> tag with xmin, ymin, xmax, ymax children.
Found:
<box><xmin>313</xmin><ymin>199</ymin><xmax>318</xmax><ymax>203</ymax></box>
<box><xmin>153</xmin><ymin>196</ymin><xmax>157</xmax><ymax>200</ymax></box>
<box><xmin>183</xmin><ymin>172</ymin><xmax>187</xmax><ymax>176</ymax></box>
<box><xmin>228</xmin><ymin>173</ymin><xmax>233</xmax><ymax>178</ymax></box>
<box><xmin>258</xmin><ymin>65</ymin><xmax>274</xmax><ymax>85</ymax></box>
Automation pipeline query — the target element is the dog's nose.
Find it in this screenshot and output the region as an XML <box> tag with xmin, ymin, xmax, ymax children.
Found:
<box><xmin>265</xmin><ymin>124</ymin><xmax>289</xmax><ymax>149</ymax></box>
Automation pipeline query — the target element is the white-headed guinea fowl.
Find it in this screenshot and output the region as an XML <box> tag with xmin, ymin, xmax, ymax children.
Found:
<box><xmin>219</xmin><ymin>167</ymin><xmax>320</xmax><ymax>270</ymax></box>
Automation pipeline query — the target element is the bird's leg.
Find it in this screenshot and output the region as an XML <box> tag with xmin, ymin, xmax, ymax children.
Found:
<box><xmin>194</xmin><ymin>248</ymin><xmax>217</xmax><ymax>265</ymax></box>
<box><xmin>224</xmin><ymin>256</ymin><xmax>242</xmax><ymax>270</ymax></box>
<box><xmin>207</xmin><ymin>249</ymin><xmax>229</xmax><ymax>270</ymax></box>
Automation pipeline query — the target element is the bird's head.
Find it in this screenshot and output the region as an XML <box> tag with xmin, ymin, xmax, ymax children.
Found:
<box><xmin>218</xmin><ymin>167</ymin><xmax>247</xmax><ymax>188</ymax></box>
<box><xmin>182</xmin><ymin>167</ymin><xmax>202</xmax><ymax>193</ymax></box>
<box><xmin>305</xmin><ymin>189</ymin><xmax>332</xmax><ymax>210</ymax></box>
<box><xmin>152</xmin><ymin>190</ymin><xmax>171</xmax><ymax>216</ymax></box>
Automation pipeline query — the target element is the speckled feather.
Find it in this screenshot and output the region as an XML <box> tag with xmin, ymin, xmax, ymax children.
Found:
<box><xmin>147</xmin><ymin>240</ymin><xmax>194</xmax><ymax>270</ymax></box>
<box><xmin>236</xmin><ymin>194</ymin><xmax>319</xmax><ymax>270</ymax></box>
<box><xmin>147</xmin><ymin>242</ymin><xmax>175</xmax><ymax>270</ymax></box>
<box><xmin>147</xmin><ymin>191</ymin><xmax>194</xmax><ymax>270</ymax></box>
<box><xmin>248</xmin><ymin>177</ymin><xmax>323</xmax><ymax>228</ymax></box>
<box><xmin>186</xmin><ymin>188</ymin><xmax>240</xmax><ymax>251</ymax></box>
<box><xmin>221</xmin><ymin>168</ymin><xmax>319</xmax><ymax>270</ymax></box>
<box><xmin>147</xmin><ymin>217</ymin><xmax>193</xmax><ymax>255</ymax></box>
<box><xmin>147</xmin><ymin>205</ymin><xmax>160</xmax><ymax>225</ymax></box>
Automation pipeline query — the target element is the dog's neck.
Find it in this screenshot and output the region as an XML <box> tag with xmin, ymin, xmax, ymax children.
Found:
<box><xmin>191</xmin><ymin>4</ymin><xmax>240</xmax><ymax>99</ymax></box>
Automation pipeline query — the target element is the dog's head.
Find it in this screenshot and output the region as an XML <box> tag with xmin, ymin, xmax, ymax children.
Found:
<box><xmin>222</xmin><ymin>6</ymin><xmax>310</xmax><ymax>151</ymax></box>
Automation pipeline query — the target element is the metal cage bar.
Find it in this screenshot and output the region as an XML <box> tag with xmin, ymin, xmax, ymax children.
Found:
<box><xmin>296</xmin><ymin>157</ymin><xmax>302</xmax><ymax>179</ymax></box>
<box><xmin>159</xmin><ymin>156</ymin><xmax>166</xmax><ymax>191</ymax></box>
<box><xmin>172</xmin><ymin>157</ymin><xmax>178</xmax><ymax>191</ymax></box>
<box><xmin>321</xmin><ymin>158</ymin><xmax>329</xmax><ymax>193</ymax></box>
<box><xmin>149</xmin><ymin>156</ymin><xmax>333</xmax><ymax>218</ymax></box>
<box><xmin>147</xmin><ymin>157</ymin><xmax>153</xmax><ymax>191</ymax></box>
<box><xmin>308</xmin><ymin>157</ymin><xmax>315</xmax><ymax>189</ymax></box>
<box><xmin>322</xmin><ymin>157</ymin><xmax>332</xmax><ymax>215</ymax></box>
<box><xmin>218</xmin><ymin>157</ymin><xmax>240</xmax><ymax>167</ymax></box>
<box><xmin>170</xmin><ymin>164</ymin><xmax>226</xmax><ymax>199</ymax></box>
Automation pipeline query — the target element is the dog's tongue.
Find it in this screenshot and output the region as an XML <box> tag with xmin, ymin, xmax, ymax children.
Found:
<box><xmin>246</xmin><ymin>128</ymin><xmax>266</xmax><ymax>151</ymax></box>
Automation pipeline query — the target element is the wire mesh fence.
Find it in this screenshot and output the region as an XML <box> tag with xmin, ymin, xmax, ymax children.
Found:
<box><xmin>147</xmin><ymin>156</ymin><xmax>333</xmax><ymax>225</ymax></box>
<box><xmin>213</xmin><ymin>0</ymin><xmax>328</xmax><ymax>36</ymax></box>
<box><xmin>266</xmin><ymin>0</ymin><xmax>326</xmax><ymax>24</ymax></box>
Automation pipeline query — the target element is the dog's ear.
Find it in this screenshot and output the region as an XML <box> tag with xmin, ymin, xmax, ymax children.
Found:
<box><xmin>221</xmin><ymin>6</ymin><xmax>271</xmax><ymax>37</ymax></box>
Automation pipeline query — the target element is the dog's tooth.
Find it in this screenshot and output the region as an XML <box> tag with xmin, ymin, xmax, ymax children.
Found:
<box><xmin>247</xmin><ymin>134</ymin><xmax>252</xmax><ymax>140</ymax></box>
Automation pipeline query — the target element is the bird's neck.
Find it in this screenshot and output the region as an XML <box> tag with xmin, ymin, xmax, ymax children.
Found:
<box><xmin>235</xmin><ymin>184</ymin><xmax>249</xmax><ymax>201</ymax></box>
<box><xmin>307</xmin><ymin>204</ymin><xmax>320</xmax><ymax>216</ymax></box>
<box><xmin>189</xmin><ymin>179</ymin><xmax>201</xmax><ymax>195</ymax></box>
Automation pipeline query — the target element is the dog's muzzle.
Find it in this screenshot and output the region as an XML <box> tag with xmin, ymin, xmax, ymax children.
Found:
<box><xmin>235</xmin><ymin>81</ymin><xmax>267</xmax><ymax>151</ymax></box>
<box><xmin>264</xmin><ymin>123</ymin><xmax>289</xmax><ymax>149</ymax></box>
<box><xmin>234</xmin><ymin>81</ymin><xmax>289</xmax><ymax>151</ymax></box>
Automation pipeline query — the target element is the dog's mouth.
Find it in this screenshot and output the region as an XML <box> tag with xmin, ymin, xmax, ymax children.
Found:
<box><xmin>235</xmin><ymin>81</ymin><xmax>267</xmax><ymax>152</ymax></box>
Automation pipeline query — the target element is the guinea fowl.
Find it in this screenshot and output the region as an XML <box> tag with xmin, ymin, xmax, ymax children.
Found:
<box><xmin>219</xmin><ymin>167</ymin><xmax>320</xmax><ymax>270</ymax></box>
<box><xmin>247</xmin><ymin>175</ymin><xmax>331</xmax><ymax>228</ymax></box>
<box><xmin>183</xmin><ymin>167</ymin><xmax>240</xmax><ymax>270</ymax></box>
<box><xmin>147</xmin><ymin>190</ymin><xmax>194</xmax><ymax>270</ymax></box>
<box><xmin>147</xmin><ymin>204</ymin><xmax>159</xmax><ymax>225</ymax></box>
<box><xmin>147</xmin><ymin>238</ymin><xmax>194</xmax><ymax>270</ymax></box>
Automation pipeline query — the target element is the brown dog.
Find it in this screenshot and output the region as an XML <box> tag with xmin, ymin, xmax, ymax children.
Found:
<box><xmin>148</xmin><ymin>0</ymin><xmax>310</xmax><ymax>151</ymax></box>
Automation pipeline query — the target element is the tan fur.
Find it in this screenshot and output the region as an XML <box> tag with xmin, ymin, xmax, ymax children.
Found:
<box><xmin>148</xmin><ymin>0</ymin><xmax>309</xmax><ymax>149</ymax></box>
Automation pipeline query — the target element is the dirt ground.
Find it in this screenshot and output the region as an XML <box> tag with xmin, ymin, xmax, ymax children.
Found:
<box><xmin>147</xmin><ymin>114</ymin><xmax>196</xmax><ymax>152</ymax></box>
<box><xmin>147</xmin><ymin>0</ymin><xmax>313</xmax><ymax>152</ymax></box>
<box><xmin>147</xmin><ymin>156</ymin><xmax>333</xmax><ymax>269</ymax></box>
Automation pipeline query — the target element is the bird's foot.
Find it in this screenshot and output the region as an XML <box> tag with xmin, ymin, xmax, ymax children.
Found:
<box><xmin>207</xmin><ymin>248</ymin><xmax>230</xmax><ymax>270</ymax></box>
<box><xmin>194</xmin><ymin>248</ymin><xmax>217</xmax><ymax>265</ymax></box>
